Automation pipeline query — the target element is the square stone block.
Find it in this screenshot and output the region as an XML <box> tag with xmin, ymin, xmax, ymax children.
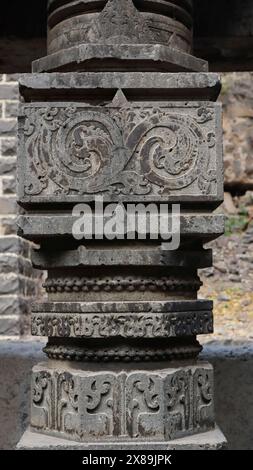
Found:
<box><xmin>18</xmin><ymin>101</ymin><xmax>222</xmax><ymax>205</ymax></box>
<box><xmin>30</xmin><ymin>361</ymin><xmax>215</xmax><ymax>443</ymax></box>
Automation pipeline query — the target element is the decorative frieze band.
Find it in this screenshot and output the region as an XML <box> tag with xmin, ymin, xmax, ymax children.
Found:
<box><xmin>43</xmin><ymin>275</ymin><xmax>202</xmax><ymax>293</ymax></box>
<box><xmin>43</xmin><ymin>338</ymin><xmax>202</xmax><ymax>362</ymax></box>
<box><xmin>18</xmin><ymin>102</ymin><xmax>222</xmax><ymax>205</ymax></box>
<box><xmin>31</xmin><ymin>362</ymin><xmax>214</xmax><ymax>441</ymax></box>
<box><xmin>32</xmin><ymin>309</ymin><xmax>213</xmax><ymax>339</ymax></box>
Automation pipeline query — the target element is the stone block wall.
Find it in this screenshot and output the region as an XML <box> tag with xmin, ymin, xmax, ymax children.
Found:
<box><xmin>222</xmin><ymin>72</ymin><xmax>253</xmax><ymax>191</ymax></box>
<box><xmin>0</xmin><ymin>74</ymin><xmax>41</xmax><ymax>337</ymax></box>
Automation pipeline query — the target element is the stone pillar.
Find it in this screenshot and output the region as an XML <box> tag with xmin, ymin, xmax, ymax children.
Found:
<box><xmin>17</xmin><ymin>0</ymin><xmax>226</xmax><ymax>449</ymax></box>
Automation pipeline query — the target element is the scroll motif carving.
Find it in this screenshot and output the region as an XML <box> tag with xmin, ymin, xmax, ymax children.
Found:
<box><xmin>81</xmin><ymin>377</ymin><xmax>115</xmax><ymax>437</ymax></box>
<box><xmin>57</xmin><ymin>372</ymin><xmax>79</xmax><ymax>435</ymax></box>
<box><xmin>30</xmin><ymin>366</ymin><xmax>214</xmax><ymax>441</ymax></box>
<box><xmin>193</xmin><ymin>369</ymin><xmax>214</xmax><ymax>430</ymax></box>
<box><xmin>31</xmin><ymin>371</ymin><xmax>52</xmax><ymax>430</ymax></box>
<box><xmin>127</xmin><ymin>375</ymin><xmax>163</xmax><ymax>438</ymax></box>
<box><xmin>20</xmin><ymin>105</ymin><xmax>219</xmax><ymax>200</ymax></box>
<box><xmin>31</xmin><ymin>311</ymin><xmax>213</xmax><ymax>339</ymax></box>
<box><xmin>166</xmin><ymin>371</ymin><xmax>191</xmax><ymax>439</ymax></box>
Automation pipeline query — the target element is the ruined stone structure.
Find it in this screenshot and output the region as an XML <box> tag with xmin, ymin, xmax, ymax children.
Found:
<box><xmin>17</xmin><ymin>0</ymin><xmax>226</xmax><ymax>449</ymax></box>
<box><xmin>0</xmin><ymin>74</ymin><xmax>41</xmax><ymax>337</ymax></box>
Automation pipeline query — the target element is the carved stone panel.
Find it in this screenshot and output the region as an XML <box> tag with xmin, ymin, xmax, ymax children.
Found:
<box><xmin>31</xmin><ymin>310</ymin><xmax>213</xmax><ymax>339</ymax></box>
<box><xmin>18</xmin><ymin>102</ymin><xmax>222</xmax><ymax>204</ymax></box>
<box><xmin>30</xmin><ymin>363</ymin><xmax>214</xmax><ymax>442</ymax></box>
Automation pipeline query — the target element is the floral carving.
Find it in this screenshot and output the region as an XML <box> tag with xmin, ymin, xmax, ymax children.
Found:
<box><xmin>20</xmin><ymin>105</ymin><xmax>218</xmax><ymax>199</ymax></box>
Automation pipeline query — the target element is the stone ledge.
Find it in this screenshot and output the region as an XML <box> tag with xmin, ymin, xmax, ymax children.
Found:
<box><xmin>17</xmin><ymin>214</ymin><xmax>225</xmax><ymax>241</ymax></box>
<box><xmin>32</xmin><ymin>44</ymin><xmax>208</xmax><ymax>74</ymax></box>
<box><xmin>18</xmin><ymin>72</ymin><xmax>221</xmax><ymax>102</ymax></box>
<box><xmin>17</xmin><ymin>426</ymin><xmax>226</xmax><ymax>450</ymax></box>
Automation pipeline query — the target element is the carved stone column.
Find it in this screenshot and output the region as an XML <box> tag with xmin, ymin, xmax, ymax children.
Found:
<box><xmin>17</xmin><ymin>0</ymin><xmax>226</xmax><ymax>449</ymax></box>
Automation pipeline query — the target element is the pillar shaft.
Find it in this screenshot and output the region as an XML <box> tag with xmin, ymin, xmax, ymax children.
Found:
<box><xmin>17</xmin><ymin>0</ymin><xmax>226</xmax><ymax>450</ymax></box>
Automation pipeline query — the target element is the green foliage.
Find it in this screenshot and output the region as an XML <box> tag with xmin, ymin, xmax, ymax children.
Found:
<box><xmin>225</xmin><ymin>212</ymin><xmax>249</xmax><ymax>236</ymax></box>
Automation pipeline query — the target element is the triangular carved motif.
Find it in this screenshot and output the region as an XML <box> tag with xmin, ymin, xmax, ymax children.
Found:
<box><xmin>94</xmin><ymin>0</ymin><xmax>152</xmax><ymax>44</ymax></box>
<box><xmin>110</xmin><ymin>89</ymin><xmax>129</xmax><ymax>107</ymax></box>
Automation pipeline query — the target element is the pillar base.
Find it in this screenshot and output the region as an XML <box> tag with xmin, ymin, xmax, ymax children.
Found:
<box><xmin>17</xmin><ymin>426</ymin><xmax>226</xmax><ymax>450</ymax></box>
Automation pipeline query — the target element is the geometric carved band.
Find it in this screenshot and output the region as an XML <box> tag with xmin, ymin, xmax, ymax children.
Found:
<box><xmin>31</xmin><ymin>362</ymin><xmax>214</xmax><ymax>442</ymax></box>
<box><xmin>32</xmin><ymin>310</ymin><xmax>213</xmax><ymax>339</ymax></box>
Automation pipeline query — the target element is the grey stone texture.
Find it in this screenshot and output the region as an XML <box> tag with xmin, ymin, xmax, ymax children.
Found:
<box><xmin>18</xmin><ymin>97</ymin><xmax>223</xmax><ymax>206</ymax></box>
<box><xmin>31</xmin><ymin>300</ymin><xmax>213</xmax><ymax>339</ymax></box>
<box><xmin>222</xmin><ymin>72</ymin><xmax>253</xmax><ymax>190</ymax></box>
<box><xmin>0</xmin><ymin>236</ymin><xmax>41</xmax><ymax>336</ymax></box>
<box><xmin>1</xmin><ymin>339</ymin><xmax>253</xmax><ymax>450</ymax></box>
<box><xmin>17</xmin><ymin>426</ymin><xmax>226</xmax><ymax>450</ymax></box>
<box><xmin>16</xmin><ymin>69</ymin><xmax>224</xmax><ymax>445</ymax></box>
<box><xmin>29</xmin><ymin>361</ymin><xmax>215</xmax><ymax>442</ymax></box>
<box><xmin>2</xmin><ymin>1</ymin><xmax>253</xmax><ymax>74</ymax></box>
<box><xmin>32</xmin><ymin>245</ymin><xmax>213</xmax><ymax>269</ymax></box>
<box><xmin>0</xmin><ymin>75</ymin><xmax>42</xmax><ymax>337</ymax></box>
<box><xmin>17</xmin><ymin>214</ymin><xmax>225</xmax><ymax>241</ymax></box>
<box><xmin>34</xmin><ymin>0</ymin><xmax>207</xmax><ymax>73</ymax></box>
<box><xmin>18</xmin><ymin>72</ymin><xmax>221</xmax><ymax>101</ymax></box>
<box><xmin>17</xmin><ymin>1</ymin><xmax>225</xmax><ymax>449</ymax></box>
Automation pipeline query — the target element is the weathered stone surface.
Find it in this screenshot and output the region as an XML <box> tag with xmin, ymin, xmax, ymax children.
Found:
<box><xmin>43</xmin><ymin>337</ymin><xmax>202</xmax><ymax>362</ymax></box>
<box><xmin>0</xmin><ymin>254</ymin><xmax>33</xmax><ymax>277</ymax></box>
<box><xmin>0</xmin><ymin>196</ymin><xmax>16</xmax><ymax>214</ymax></box>
<box><xmin>0</xmin><ymin>295</ymin><xmax>31</xmax><ymax>316</ymax></box>
<box><xmin>47</xmin><ymin>0</ymin><xmax>193</xmax><ymax>56</ymax></box>
<box><xmin>43</xmin><ymin>275</ymin><xmax>202</xmax><ymax>302</ymax></box>
<box><xmin>17</xmin><ymin>426</ymin><xmax>226</xmax><ymax>450</ymax></box>
<box><xmin>32</xmin><ymin>299</ymin><xmax>212</xmax><ymax>314</ymax></box>
<box><xmin>0</xmin><ymin>119</ymin><xmax>17</xmax><ymax>136</ymax></box>
<box><xmin>31</xmin><ymin>308</ymin><xmax>213</xmax><ymax>339</ymax></box>
<box><xmin>33</xmin><ymin>44</ymin><xmax>208</xmax><ymax>74</ymax></box>
<box><xmin>222</xmin><ymin>72</ymin><xmax>253</xmax><ymax>189</ymax></box>
<box><xmin>0</xmin><ymin>138</ymin><xmax>17</xmax><ymax>157</ymax></box>
<box><xmin>0</xmin><ymin>315</ymin><xmax>20</xmax><ymax>336</ymax></box>
<box><xmin>18</xmin><ymin>72</ymin><xmax>221</xmax><ymax>101</ymax></box>
<box><xmin>33</xmin><ymin>0</ymin><xmax>207</xmax><ymax>74</ymax></box>
<box><xmin>5</xmin><ymin>101</ymin><xmax>19</xmax><ymax>119</ymax></box>
<box><xmin>0</xmin><ymin>274</ymin><xmax>39</xmax><ymax>296</ymax></box>
<box><xmin>32</xmin><ymin>246</ymin><xmax>212</xmax><ymax>269</ymax></box>
<box><xmin>0</xmin><ymin>83</ymin><xmax>18</xmax><ymax>100</ymax></box>
<box><xmin>30</xmin><ymin>361</ymin><xmax>214</xmax><ymax>441</ymax></box>
<box><xmin>0</xmin><ymin>157</ymin><xmax>16</xmax><ymax>176</ymax></box>
<box><xmin>0</xmin><ymin>235</ymin><xmax>30</xmax><ymax>256</ymax></box>
<box><xmin>0</xmin><ymin>314</ymin><xmax>29</xmax><ymax>336</ymax></box>
<box><xmin>17</xmin><ymin>214</ymin><xmax>225</xmax><ymax>241</ymax></box>
<box><xmin>16</xmin><ymin>0</ymin><xmax>225</xmax><ymax>449</ymax></box>
<box><xmin>2</xmin><ymin>176</ymin><xmax>16</xmax><ymax>194</ymax></box>
<box><xmin>0</xmin><ymin>340</ymin><xmax>44</xmax><ymax>450</ymax></box>
<box><xmin>18</xmin><ymin>101</ymin><xmax>222</xmax><ymax>205</ymax></box>
<box><xmin>7</xmin><ymin>339</ymin><xmax>253</xmax><ymax>450</ymax></box>
<box><xmin>0</xmin><ymin>216</ymin><xmax>17</xmax><ymax>235</ymax></box>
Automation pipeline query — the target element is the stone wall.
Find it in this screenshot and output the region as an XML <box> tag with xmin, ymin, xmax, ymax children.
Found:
<box><xmin>0</xmin><ymin>74</ymin><xmax>41</xmax><ymax>337</ymax></box>
<box><xmin>222</xmin><ymin>72</ymin><xmax>253</xmax><ymax>191</ymax></box>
